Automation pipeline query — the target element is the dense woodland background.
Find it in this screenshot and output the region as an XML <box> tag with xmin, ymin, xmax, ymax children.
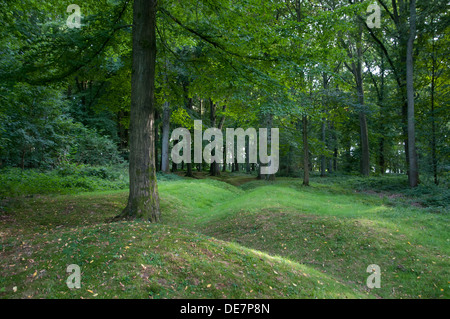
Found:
<box><xmin>0</xmin><ymin>0</ymin><xmax>448</xmax><ymax>188</ymax></box>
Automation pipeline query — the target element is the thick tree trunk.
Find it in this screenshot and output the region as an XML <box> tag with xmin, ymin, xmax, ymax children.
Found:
<box><xmin>119</xmin><ymin>0</ymin><xmax>160</xmax><ymax>222</ymax></box>
<box><xmin>161</xmin><ymin>101</ymin><xmax>170</xmax><ymax>173</ymax></box>
<box><xmin>406</xmin><ymin>0</ymin><xmax>419</xmax><ymax>187</ymax></box>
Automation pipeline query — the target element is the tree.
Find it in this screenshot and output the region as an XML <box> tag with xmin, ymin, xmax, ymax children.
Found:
<box><xmin>406</xmin><ymin>0</ymin><xmax>418</xmax><ymax>187</ymax></box>
<box><xmin>340</xmin><ymin>11</ymin><xmax>371</xmax><ymax>177</ymax></box>
<box><xmin>161</xmin><ymin>101</ymin><xmax>171</xmax><ymax>173</ymax></box>
<box><xmin>117</xmin><ymin>0</ymin><xmax>160</xmax><ymax>221</ymax></box>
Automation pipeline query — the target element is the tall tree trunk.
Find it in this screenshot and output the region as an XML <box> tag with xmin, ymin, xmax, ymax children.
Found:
<box><xmin>161</xmin><ymin>101</ymin><xmax>170</xmax><ymax>173</ymax></box>
<box><xmin>295</xmin><ymin>0</ymin><xmax>308</xmax><ymax>185</ymax></box>
<box><xmin>216</xmin><ymin>104</ymin><xmax>227</xmax><ymax>175</ymax></box>
<box><xmin>302</xmin><ymin>115</ymin><xmax>309</xmax><ymax>186</ymax></box>
<box><xmin>321</xmin><ymin>73</ymin><xmax>328</xmax><ymax>177</ymax></box>
<box><xmin>222</xmin><ymin>147</ymin><xmax>227</xmax><ymax>172</ymax></box>
<box><xmin>186</xmin><ymin>160</ymin><xmax>193</xmax><ymax>177</ymax></box>
<box><xmin>353</xmin><ymin>32</ymin><xmax>370</xmax><ymax>176</ymax></box>
<box><xmin>171</xmin><ymin>140</ymin><xmax>178</xmax><ymax>173</ymax></box>
<box><xmin>119</xmin><ymin>0</ymin><xmax>160</xmax><ymax>222</ymax></box>
<box><xmin>333</xmin><ymin>147</ymin><xmax>338</xmax><ymax>172</ymax></box>
<box><xmin>185</xmin><ymin>96</ymin><xmax>194</xmax><ymax>177</ymax></box>
<box><xmin>343</xmin><ymin>21</ymin><xmax>370</xmax><ymax>176</ymax></box>
<box><xmin>378</xmin><ymin>52</ymin><xmax>386</xmax><ymax>175</ymax></box>
<box><xmin>379</xmin><ymin>137</ymin><xmax>385</xmax><ymax>174</ymax></box>
<box><xmin>154</xmin><ymin>110</ymin><xmax>160</xmax><ymax>172</ymax></box>
<box><xmin>265</xmin><ymin>114</ymin><xmax>275</xmax><ymax>181</ymax></box>
<box><xmin>197</xmin><ymin>98</ymin><xmax>203</xmax><ymax>172</ymax></box>
<box><xmin>359</xmin><ymin>111</ymin><xmax>370</xmax><ymax>176</ymax></box>
<box><xmin>406</xmin><ymin>0</ymin><xmax>418</xmax><ymax>187</ymax></box>
<box><xmin>355</xmin><ymin>32</ymin><xmax>370</xmax><ymax>176</ymax></box>
<box><xmin>329</xmin><ymin>122</ymin><xmax>337</xmax><ymax>173</ymax></box>
<box><xmin>245</xmin><ymin>137</ymin><xmax>251</xmax><ymax>173</ymax></box>
<box><xmin>431</xmin><ymin>36</ymin><xmax>438</xmax><ymax>185</ymax></box>
<box><xmin>209</xmin><ymin>100</ymin><xmax>218</xmax><ymax>176</ymax></box>
<box><xmin>320</xmin><ymin>120</ymin><xmax>326</xmax><ymax>177</ymax></box>
<box><xmin>327</xmin><ymin>121</ymin><xmax>333</xmax><ymax>173</ymax></box>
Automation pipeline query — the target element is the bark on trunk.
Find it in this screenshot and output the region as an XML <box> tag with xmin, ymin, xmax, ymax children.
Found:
<box><xmin>161</xmin><ymin>101</ymin><xmax>170</xmax><ymax>173</ymax></box>
<box><xmin>155</xmin><ymin>110</ymin><xmax>160</xmax><ymax>172</ymax></box>
<box><xmin>119</xmin><ymin>0</ymin><xmax>160</xmax><ymax>222</ymax></box>
<box><xmin>431</xmin><ymin>36</ymin><xmax>438</xmax><ymax>185</ymax></box>
<box><xmin>406</xmin><ymin>0</ymin><xmax>419</xmax><ymax>187</ymax></box>
<box><xmin>209</xmin><ymin>100</ymin><xmax>218</xmax><ymax>176</ymax></box>
<box><xmin>245</xmin><ymin>137</ymin><xmax>251</xmax><ymax>173</ymax></box>
<box><xmin>356</xmin><ymin>55</ymin><xmax>370</xmax><ymax>176</ymax></box>
<box><xmin>302</xmin><ymin>115</ymin><xmax>309</xmax><ymax>186</ymax></box>
<box><xmin>265</xmin><ymin>114</ymin><xmax>275</xmax><ymax>181</ymax></box>
<box><xmin>321</xmin><ymin>73</ymin><xmax>328</xmax><ymax>177</ymax></box>
<box><xmin>344</xmin><ymin>22</ymin><xmax>370</xmax><ymax>176</ymax></box>
<box><xmin>321</xmin><ymin>120</ymin><xmax>326</xmax><ymax>177</ymax></box>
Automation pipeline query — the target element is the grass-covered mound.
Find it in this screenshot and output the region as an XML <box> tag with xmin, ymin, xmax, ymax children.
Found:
<box><xmin>0</xmin><ymin>175</ymin><xmax>448</xmax><ymax>299</ymax></box>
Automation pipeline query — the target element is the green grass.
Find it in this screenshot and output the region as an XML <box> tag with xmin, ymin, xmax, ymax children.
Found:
<box><xmin>0</xmin><ymin>174</ymin><xmax>448</xmax><ymax>299</ymax></box>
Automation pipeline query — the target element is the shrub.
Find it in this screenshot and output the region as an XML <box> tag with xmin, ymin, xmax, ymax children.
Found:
<box><xmin>0</xmin><ymin>164</ymin><xmax>128</xmax><ymax>198</ymax></box>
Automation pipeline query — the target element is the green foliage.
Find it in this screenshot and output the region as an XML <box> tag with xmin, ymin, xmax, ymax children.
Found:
<box><xmin>0</xmin><ymin>164</ymin><xmax>128</xmax><ymax>197</ymax></box>
<box><xmin>314</xmin><ymin>175</ymin><xmax>450</xmax><ymax>210</ymax></box>
<box><xmin>0</xmin><ymin>164</ymin><xmax>188</xmax><ymax>198</ymax></box>
<box><xmin>156</xmin><ymin>172</ymin><xmax>184</xmax><ymax>182</ymax></box>
<box><xmin>0</xmin><ymin>83</ymin><xmax>68</xmax><ymax>168</ymax></box>
<box><xmin>0</xmin><ymin>82</ymin><xmax>122</xmax><ymax>168</ymax></box>
<box><xmin>68</xmin><ymin>125</ymin><xmax>123</xmax><ymax>166</ymax></box>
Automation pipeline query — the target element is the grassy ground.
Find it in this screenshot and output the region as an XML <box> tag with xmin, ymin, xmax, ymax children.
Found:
<box><xmin>0</xmin><ymin>173</ymin><xmax>448</xmax><ymax>299</ymax></box>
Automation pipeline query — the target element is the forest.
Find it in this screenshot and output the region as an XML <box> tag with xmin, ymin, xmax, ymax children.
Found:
<box><xmin>0</xmin><ymin>0</ymin><xmax>448</xmax><ymax>302</ymax></box>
